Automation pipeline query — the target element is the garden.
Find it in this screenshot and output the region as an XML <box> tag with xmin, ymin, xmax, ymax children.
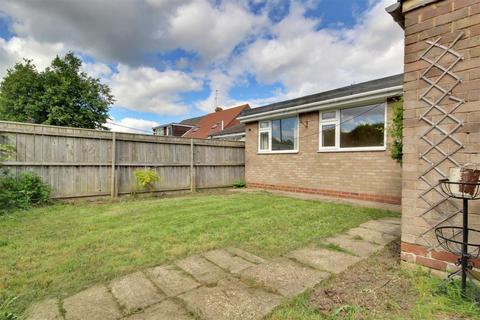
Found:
<box><xmin>0</xmin><ymin>191</ymin><xmax>396</xmax><ymax>318</ymax></box>
<box><xmin>1</xmin><ymin>190</ymin><xmax>478</xmax><ymax>319</ymax></box>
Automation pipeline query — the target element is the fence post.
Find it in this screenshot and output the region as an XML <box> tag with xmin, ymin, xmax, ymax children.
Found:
<box><xmin>190</xmin><ymin>139</ymin><xmax>196</xmax><ymax>192</ymax></box>
<box><xmin>111</xmin><ymin>132</ymin><xmax>117</xmax><ymax>198</ymax></box>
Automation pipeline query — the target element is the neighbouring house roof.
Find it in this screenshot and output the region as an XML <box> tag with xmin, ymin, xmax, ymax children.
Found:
<box><xmin>152</xmin><ymin>122</ymin><xmax>194</xmax><ymax>130</ymax></box>
<box><xmin>180</xmin><ymin>116</ymin><xmax>204</xmax><ymax>126</ymax></box>
<box><xmin>238</xmin><ymin>74</ymin><xmax>403</xmax><ymax>122</ymax></box>
<box><xmin>209</xmin><ymin>123</ymin><xmax>246</xmax><ymax>137</ymax></box>
<box><xmin>183</xmin><ymin>104</ymin><xmax>250</xmax><ymax>139</ymax></box>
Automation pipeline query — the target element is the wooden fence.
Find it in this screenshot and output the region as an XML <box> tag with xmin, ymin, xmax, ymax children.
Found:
<box><xmin>0</xmin><ymin>121</ymin><xmax>245</xmax><ymax>199</ymax></box>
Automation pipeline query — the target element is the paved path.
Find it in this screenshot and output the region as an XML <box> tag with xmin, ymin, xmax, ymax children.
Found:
<box><xmin>25</xmin><ymin>217</ymin><xmax>400</xmax><ymax>320</ymax></box>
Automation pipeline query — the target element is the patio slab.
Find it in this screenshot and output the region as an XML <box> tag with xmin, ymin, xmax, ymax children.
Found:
<box><xmin>287</xmin><ymin>248</ymin><xmax>361</xmax><ymax>274</ymax></box>
<box><xmin>226</xmin><ymin>247</ymin><xmax>266</xmax><ymax>264</ymax></box>
<box><xmin>110</xmin><ymin>271</ymin><xmax>165</xmax><ymax>313</ymax></box>
<box><xmin>176</xmin><ymin>255</ymin><xmax>228</xmax><ymax>284</ymax></box>
<box><xmin>377</xmin><ymin>217</ymin><xmax>401</xmax><ymax>225</ymax></box>
<box><xmin>347</xmin><ymin>227</ymin><xmax>397</xmax><ymax>245</ymax></box>
<box><xmin>63</xmin><ymin>285</ymin><xmax>122</xmax><ymax>320</ymax></box>
<box><xmin>125</xmin><ymin>300</ymin><xmax>194</xmax><ymax>320</ymax></box>
<box><xmin>239</xmin><ymin>258</ymin><xmax>330</xmax><ymax>297</ymax></box>
<box><xmin>358</xmin><ymin>220</ymin><xmax>401</xmax><ymax>236</ymax></box>
<box><xmin>146</xmin><ymin>265</ymin><xmax>200</xmax><ymax>297</ymax></box>
<box><xmin>324</xmin><ymin>234</ymin><xmax>383</xmax><ymax>258</ymax></box>
<box><xmin>25</xmin><ymin>298</ymin><xmax>62</xmax><ymax>320</ymax></box>
<box><xmin>203</xmin><ymin>249</ymin><xmax>255</xmax><ymax>274</ymax></box>
<box><xmin>179</xmin><ymin>277</ymin><xmax>282</xmax><ymax>320</ymax></box>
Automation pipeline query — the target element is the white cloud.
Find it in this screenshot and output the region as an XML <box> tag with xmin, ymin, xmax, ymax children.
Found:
<box><xmin>1</xmin><ymin>0</ymin><xmax>264</xmax><ymax>65</ymax></box>
<box><xmin>0</xmin><ymin>0</ymin><xmax>404</xmax><ymax>117</ymax></box>
<box><xmin>81</xmin><ymin>61</ymin><xmax>113</xmax><ymax>79</ymax></box>
<box><xmin>1</xmin><ymin>0</ymin><xmax>171</xmax><ymax>65</ymax></box>
<box><xmin>109</xmin><ymin>64</ymin><xmax>202</xmax><ymax>115</ymax></box>
<box><xmin>106</xmin><ymin>117</ymin><xmax>159</xmax><ymax>134</ymax></box>
<box><xmin>236</xmin><ymin>0</ymin><xmax>404</xmax><ymax>98</ymax></box>
<box><xmin>0</xmin><ymin>36</ymin><xmax>66</xmax><ymax>77</ymax></box>
<box><xmin>165</xmin><ymin>0</ymin><xmax>266</xmax><ymax>61</ymax></box>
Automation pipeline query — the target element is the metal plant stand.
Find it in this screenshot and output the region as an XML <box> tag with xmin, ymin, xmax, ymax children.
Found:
<box><xmin>436</xmin><ymin>179</ymin><xmax>480</xmax><ymax>299</ymax></box>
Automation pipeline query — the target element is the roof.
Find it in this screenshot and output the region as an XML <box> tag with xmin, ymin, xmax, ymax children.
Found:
<box><xmin>183</xmin><ymin>104</ymin><xmax>250</xmax><ymax>139</ymax></box>
<box><xmin>239</xmin><ymin>74</ymin><xmax>403</xmax><ymax>119</ymax></box>
<box><xmin>209</xmin><ymin>123</ymin><xmax>246</xmax><ymax>137</ymax></box>
<box><xmin>152</xmin><ymin>114</ymin><xmax>203</xmax><ymax>131</ymax></box>
<box><xmin>152</xmin><ymin>122</ymin><xmax>194</xmax><ymax>130</ymax></box>
<box><xmin>385</xmin><ymin>0</ymin><xmax>404</xmax><ymax>28</ymax></box>
<box><xmin>180</xmin><ymin>116</ymin><xmax>203</xmax><ymax>126</ymax></box>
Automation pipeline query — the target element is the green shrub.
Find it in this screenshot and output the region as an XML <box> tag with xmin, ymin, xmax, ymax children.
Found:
<box><xmin>0</xmin><ymin>171</ymin><xmax>51</xmax><ymax>214</ymax></box>
<box><xmin>134</xmin><ymin>169</ymin><xmax>160</xmax><ymax>191</ymax></box>
<box><xmin>233</xmin><ymin>180</ymin><xmax>246</xmax><ymax>188</ymax></box>
<box><xmin>389</xmin><ymin>97</ymin><xmax>403</xmax><ymax>163</ymax></box>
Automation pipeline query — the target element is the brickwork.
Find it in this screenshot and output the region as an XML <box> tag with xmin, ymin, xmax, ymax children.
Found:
<box><xmin>244</xmin><ymin>100</ymin><xmax>402</xmax><ymax>205</ymax></box>
<box><xmin>401</xmin><ymin>0</ymin><xmax>480</xmax><ymax>271</ymax></box>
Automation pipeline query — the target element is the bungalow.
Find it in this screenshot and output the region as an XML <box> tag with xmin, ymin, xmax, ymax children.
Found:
<box><xmin>238</xmin><ymin>74</ymin><xmax>403</xmax><ymax>205</ymax></box>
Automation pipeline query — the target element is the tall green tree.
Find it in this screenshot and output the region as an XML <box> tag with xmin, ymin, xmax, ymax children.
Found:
<box><xmin>0</xmin><ymin>52</ymin><xmax>114</xmax><ymax>129</ymax></box>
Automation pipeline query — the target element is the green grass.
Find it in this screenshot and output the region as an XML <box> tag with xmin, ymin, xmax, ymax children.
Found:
<box><xmin>0</xmin><ymin>191</ymin><xmax>397</xmax><ymax>316</ymax></box>
<box><xmin>404</xmin><ymin>269</ymin><xmax>480</xmax><ymax>320</ymax></box>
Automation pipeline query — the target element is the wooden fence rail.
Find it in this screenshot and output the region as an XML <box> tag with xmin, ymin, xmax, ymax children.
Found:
<box><xmin>0</xmin><ymin>121</ymin><xmax>245</xmax><ymax>199</ymax></box>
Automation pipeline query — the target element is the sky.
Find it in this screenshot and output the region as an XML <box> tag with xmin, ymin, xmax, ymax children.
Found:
<box><xmin>0</xmin><ymin>0</ymin><xmax>404</xmax><ymax>134</ymax></box>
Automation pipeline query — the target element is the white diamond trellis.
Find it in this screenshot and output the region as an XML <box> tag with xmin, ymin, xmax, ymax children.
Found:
<box><xmin>417</xmin><ymin>32</ymin><xmax>465</xmax><ymax>248</ymax></box>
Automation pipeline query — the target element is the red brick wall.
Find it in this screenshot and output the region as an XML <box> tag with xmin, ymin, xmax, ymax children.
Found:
<box><xmin>244</xmin><ymin>100</ymin><xmax>402</xmax><ymax>205</ymax></box>
<box><xmin>401</xmin><ymin>0</ymin><xmax>480</xmax><ymax>272</ymax></box>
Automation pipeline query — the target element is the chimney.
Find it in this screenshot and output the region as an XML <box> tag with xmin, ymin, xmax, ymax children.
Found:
<box><xmin>215</xmin><ymin>107</ymin><xmax>223</xmax><ymax>112</ymax></box>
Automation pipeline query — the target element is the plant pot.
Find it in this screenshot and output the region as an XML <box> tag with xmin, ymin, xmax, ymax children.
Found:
<box><xmin>448</xmin><ymin>166</ymin><xmax>480</xmax><ymax>197</ymax></box>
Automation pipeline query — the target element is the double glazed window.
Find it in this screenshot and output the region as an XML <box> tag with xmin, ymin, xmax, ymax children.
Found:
<box><xmin>258</xmin><ymin>116</ymin><xmax>298</xmax><ymax>153</ymax></box>
<box><xmin>319</xmin><ymin>103</ymin><xmax>386</xmax><ymax>151</ymax></box>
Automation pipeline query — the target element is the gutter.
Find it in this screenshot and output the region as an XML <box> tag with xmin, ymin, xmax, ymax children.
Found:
<box><xmin>386</xmin><ymin>0</ymin><xmax>405</xmax><ymax>29</ymax></box>
<box><xmin>238</xmin><ymin>85</ymin><xmax>403</xmax><ymax>123</ymax></box>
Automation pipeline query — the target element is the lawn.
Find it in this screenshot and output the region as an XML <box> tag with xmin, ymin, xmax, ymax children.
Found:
<box><xmin>0</xmin><ymin>191</ymin><xmax>397</xmax><ymax>316</ymax></box>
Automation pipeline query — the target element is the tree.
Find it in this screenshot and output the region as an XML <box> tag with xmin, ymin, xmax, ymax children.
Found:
<box><xmin>0</xmin><ymin>52</ymin><xmax>114</xmax><ymax>129</ymax></box>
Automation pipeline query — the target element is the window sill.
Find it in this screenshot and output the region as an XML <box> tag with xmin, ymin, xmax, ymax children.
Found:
<box><xmin>258</xmin><ymin>150</ymin><xmax>299</xmax><ymax>155</ymax></box>
<box><xmin>317</xmin><ymin>147</ymin><xmax>386</xmax><ymax>153</ymax></box>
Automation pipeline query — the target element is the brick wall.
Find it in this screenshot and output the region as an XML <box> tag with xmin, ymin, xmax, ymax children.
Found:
<box><xmin>401</xmin><ymin>0</ymin><xmax>480</xmax><ymax>272</ymax></box>
<box><xmin>244</xmin><ymin>99</ymin><xmax>402</xmax><ymax>205</ymax></box>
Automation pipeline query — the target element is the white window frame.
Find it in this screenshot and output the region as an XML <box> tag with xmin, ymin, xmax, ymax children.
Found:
<box><xmin>258</xmin><ymin>115</ymin><xmax>299</xmax><ymax>154</ymax></box>
<box><xmin>318</xmin><ymin>103</ymin><xmax>387</xmax><ymax>152</ymax></box>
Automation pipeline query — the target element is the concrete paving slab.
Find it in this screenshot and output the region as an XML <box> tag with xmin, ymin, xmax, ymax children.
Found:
<box><xmin>376</xmin><ymin>217</ymin><xmax>401</xmax><ymax>225</ymax></box>
<box><xmin>347</xmin><ymin>227</ymin><xmax>397</xmax><ymax>245</ymax></box>
<box><xmin>359</xmin><ymin>220</ymin><xmax>401</xmax><ymax>236</ymax></box>
<box><xmin>110</xmin><ymin>271</ymin><xmax>165</xmax><ymax>313</ymax></box>
<box><xmin>176</xmin><ymin>255</ymin><xmax>227</xmax><ymax>284</ymax></box>
<box><xmin>63</xmin><ymin>285</ymin><xmax>122</xmax><ymax>320</ymax></box>
<box><xmin>287</xmin><ymin>248</ymin><xmax>361</xmax><ymax>274</ymax></box>
<box><xmin>203</xmin><ymin>249</ymin><xmax>254</xmax><ymax>274</ymax></box>
<box><xmin>179</xmin><ymin>277</ymin><xmax>282</xmax><ymax>320</ymax></box>
<box><xmin>125</xmin><ymin>300</ymin><xmax>193</xmax><ymax>320</ymax></box>
<box><xmin>146</xmin><ymin>265</ymin><xmax>200</xmax><ymax>297</ymax></box>
<box><xmin>323</xmin><ymin>234</ymin><xmax>383</xmax><ymax>258</ymax></box>
<box><xmin>25</xmin><ymin>298</ymin><xmax>62</xmax><ymax>320</ymax></box>
<box><xmin>239</xmin><ymin>258</ymin><xmax>330</xmax><ymax>297</ymax></box>
<box><xmin>226</xmin><ymin>247</ymin><xmax>266</xmax><ymax>264</ymax></box>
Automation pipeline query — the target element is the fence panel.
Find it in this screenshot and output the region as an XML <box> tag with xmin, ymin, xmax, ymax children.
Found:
<box><xmin>0</xmin><ymin>121</ymin><xmax>245</xmax><ymax>198</ymax></box>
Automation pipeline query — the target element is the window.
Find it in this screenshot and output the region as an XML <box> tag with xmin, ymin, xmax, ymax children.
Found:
<box><xmin>319</xmin><ymin>103</ymin><xmax>386</xmax><ymax>151</ymax></box>
<box><xmin>258</xmin><ymin>116</ymin><xmax>298</xmax><ymax>153</ymax></box>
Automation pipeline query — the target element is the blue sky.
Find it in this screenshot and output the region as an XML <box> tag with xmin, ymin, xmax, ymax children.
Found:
<box><xmin>0</xmin><ymin>0</ymin><xmax>403</xmax><ymax>133</ymax></box>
